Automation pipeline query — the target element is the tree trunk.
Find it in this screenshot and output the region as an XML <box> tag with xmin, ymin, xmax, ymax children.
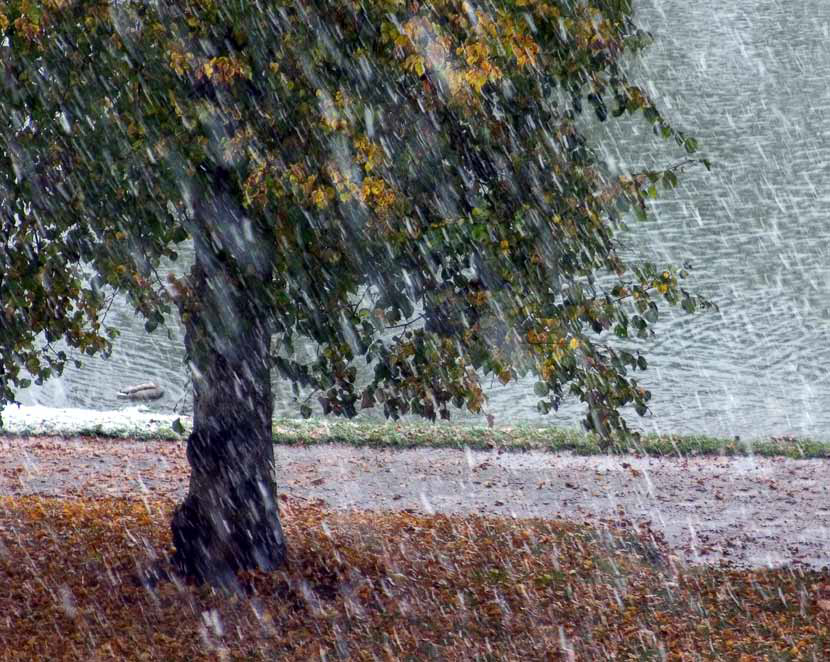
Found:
<box><xmin>171</xmin><ymin>191</ymin><xmax>285</xmax><ymax>585</ymax></box>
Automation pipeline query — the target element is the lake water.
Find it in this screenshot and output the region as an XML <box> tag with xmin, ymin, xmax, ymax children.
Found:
<box><xmin>16</xmin><ymin>0</ymin><xmax>830</xmax><ymax>439</ymax></box>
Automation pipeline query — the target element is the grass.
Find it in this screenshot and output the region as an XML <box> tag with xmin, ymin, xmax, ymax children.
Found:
<box><xmin>1</xmin><ymin>495</ymin><xmax>828</xmax><ymax>661</ymax></box>
<box><xmin>270</xmin><ymin>418</ymin><xmax>830</xmax><ymax>459</ymax></box>
<box><xmin>5</xmin><ymin>416</ymin><xmax>830</xmax><ymax>458</ymax></box>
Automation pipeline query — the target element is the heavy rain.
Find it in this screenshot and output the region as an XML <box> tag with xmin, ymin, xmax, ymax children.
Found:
<box><xmin>1</xmin><ymin>0</ymin><xmax>829</xmax><ymax>659</ymax></box>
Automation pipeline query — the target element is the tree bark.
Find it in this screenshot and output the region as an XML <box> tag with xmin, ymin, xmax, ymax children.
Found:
<box><xmin>171</xmin><ymin>191</ymin><xmax>285</xmax><ymax>585</ymax></box>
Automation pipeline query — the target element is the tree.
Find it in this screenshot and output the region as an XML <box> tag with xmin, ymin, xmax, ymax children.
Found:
<box><xmin>0</xmin><ymin>0</ymin><xmax>711</xmax><ymax>583</ymax></box>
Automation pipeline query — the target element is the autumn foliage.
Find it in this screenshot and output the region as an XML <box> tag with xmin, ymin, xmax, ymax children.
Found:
<box><xmin>0</xmin><ymin>0</ymin><xmax>712</xmax><ymax>435</ymax></box>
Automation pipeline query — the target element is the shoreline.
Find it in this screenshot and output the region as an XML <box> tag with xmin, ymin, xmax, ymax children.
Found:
<box><xmin>3</xmin><ymin>404</ymin><xmax>830</xmax><ymax>458</ymax></box>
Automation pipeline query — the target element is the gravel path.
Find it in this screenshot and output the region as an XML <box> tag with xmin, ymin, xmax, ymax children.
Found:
<box><xmin>2</xmin><ymin>435</ymin><xmax>828</xmax><ymax>569</ymax></box>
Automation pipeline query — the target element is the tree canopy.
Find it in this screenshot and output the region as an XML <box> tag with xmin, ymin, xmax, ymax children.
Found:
<box><xmin>0</xmin><ymin>0</ymin><xmax>711</xmax><ymax>435</ymax></box>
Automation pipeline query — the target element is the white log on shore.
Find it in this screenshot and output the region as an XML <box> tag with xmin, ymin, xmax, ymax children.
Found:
<box><xmin>116</xmin><ymin>383</ymin><xmax>164</xmax><ymax>401</ymax></box>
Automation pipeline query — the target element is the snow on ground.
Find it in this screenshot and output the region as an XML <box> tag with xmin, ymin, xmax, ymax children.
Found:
<box><xmin>0</xmin><ymin>404</ymin><xmax>191</xmax><ymax>438</ymax></box>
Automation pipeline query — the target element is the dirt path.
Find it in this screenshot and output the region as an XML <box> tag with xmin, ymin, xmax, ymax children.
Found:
<box><xmin>1</xmin><ymin>435</ymin><xmax>828</xmax><ymax>569</ymax></box>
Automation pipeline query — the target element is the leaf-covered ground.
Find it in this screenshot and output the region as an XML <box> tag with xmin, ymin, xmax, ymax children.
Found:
<box><xmin>1</xmin><ymin>495</ymin><xmax>829</xmax><ymax>661</ymax></box>
<box><xmin>3</xmin><ymin>435</ymin><xmax>828</xmax><ymax>568</ymax></box>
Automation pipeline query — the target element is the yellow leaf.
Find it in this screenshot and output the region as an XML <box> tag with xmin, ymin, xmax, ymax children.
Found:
<box><xmin>404</xmin><ymin>55</ymin><xmax>426</xmax><ymax>77</ymax></box>
<box><xmin>311</xmin><ymin>188</ymin><xmax>330</xmax><ymax>209</ymax></box>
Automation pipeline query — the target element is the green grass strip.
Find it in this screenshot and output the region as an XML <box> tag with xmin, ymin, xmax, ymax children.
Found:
<box><xmin>271</xmin><ymin>418</ymin><xmax>830</xmax><ymax>459</ymax></box>
<box><xmin>4</xmin><ymin>415</ymin><xmax>829</xmax><ymax>458</ymax></box>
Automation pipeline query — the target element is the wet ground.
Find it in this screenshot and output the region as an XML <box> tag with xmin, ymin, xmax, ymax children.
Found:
<box><xmin>1</xmin><ymin>435</ymin><xmax>828</xmax><ymax>569</ymax></box>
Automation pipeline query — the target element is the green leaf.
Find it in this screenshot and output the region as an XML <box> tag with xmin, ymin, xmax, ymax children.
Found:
<box><xmin>172</xmin><ymin>418</ymin><xmax>185</xmax><ymax>435</ymax></box>
<box><xmin>144</xmin><ymin>311</ymin><xmax>164</xmax><ymax>334</ymax></box>
<box><xmin>471</xmin><ymin>224</ymin><xmax>488</xmax><ymax>242</ymax></box>
<box><xmin>618</xmin><ymin>351</ymin><xmax>634</xmax><ymax>367</ymax></box>
<box><xmin>533</xmin><ymin>381</ymin><xmax>549</xmax><ymax>397</ymax></box>
<box><xmin>300</xmin><ymin>404</ymin><xmax>312</xmax><ymax>419</ymax></box>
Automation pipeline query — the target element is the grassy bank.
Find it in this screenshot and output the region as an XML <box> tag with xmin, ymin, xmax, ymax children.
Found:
<box><xmin>5</xmin><ymin>415</ymin><xmax>830</xmax><ymax>458</ymax></box>
<box><xmin>1</xmin><ymin>495</ymin><xmax>827</xmax><ymax>660</ymax></box>
<box><xmin>270</xmin><ymin>418</ymin><xmax>830</xmax><ymax>459</ymax></box>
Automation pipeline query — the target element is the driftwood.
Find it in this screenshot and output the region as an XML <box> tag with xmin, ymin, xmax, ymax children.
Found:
<box><xmin>117</xmin><ymin>383</ymin><xmax>164</xmax><ymax>401</ymax></box>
